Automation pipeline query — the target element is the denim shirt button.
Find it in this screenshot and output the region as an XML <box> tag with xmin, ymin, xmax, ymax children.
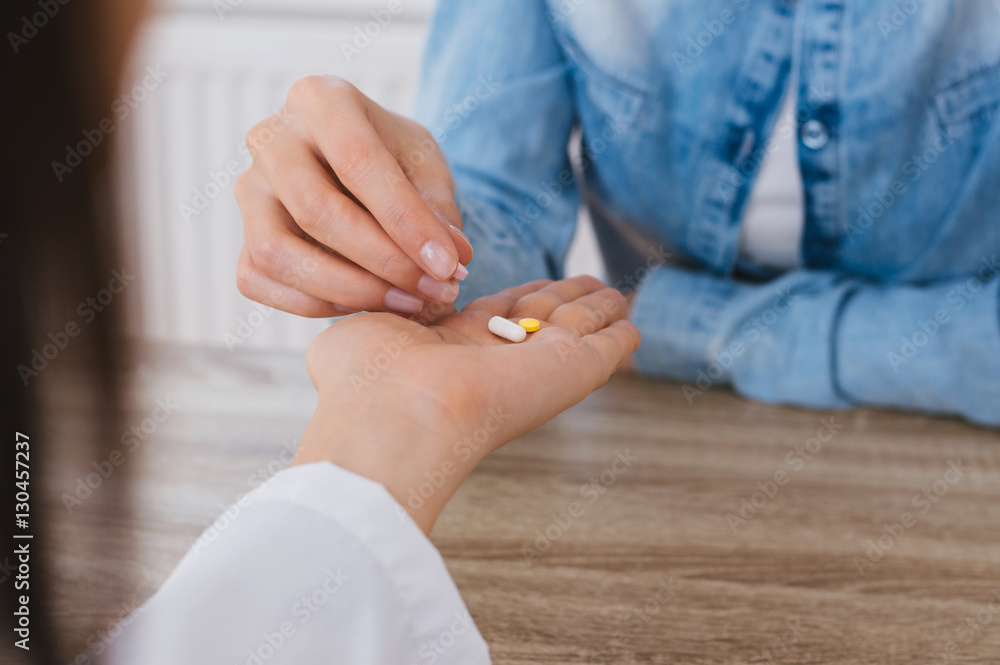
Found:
<box><xmin>800</xmin><ymin>119</ymin><xmax>830</xmax><ymax>150</ymax></box>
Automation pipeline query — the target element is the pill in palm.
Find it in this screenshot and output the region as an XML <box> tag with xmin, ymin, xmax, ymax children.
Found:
<box><xmin>518</xmin><ymin>318</ymin><xmax>540</xmax><ymax>332</ymax></box>
<box><xmin>488</xmin><ymin>316</ymin><xmax>527</xmax><ymax>343</ymax></box>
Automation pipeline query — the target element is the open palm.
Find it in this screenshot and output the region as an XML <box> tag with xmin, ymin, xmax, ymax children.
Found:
<box><xmin>297</xmin><ymin>277</ymin><xmax>641</xmax><ymax>532</ymax></box>
<box><xmin>307</xmin><ymin>276</ymin><xmax>640</xmax><ymax>442</ymax></box>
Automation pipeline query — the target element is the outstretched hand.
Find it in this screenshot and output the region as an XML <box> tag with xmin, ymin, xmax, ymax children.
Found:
<box><xmin>295</xmin><ymin>276</ymin><xmax>641</xmax><ymax>532</ymax></box>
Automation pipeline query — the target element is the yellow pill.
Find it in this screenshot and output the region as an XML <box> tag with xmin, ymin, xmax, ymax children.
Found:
<box><xmin>518</xmin><ymin>318</ymin><xmax>541</xmax><ymax>333</ymax></box>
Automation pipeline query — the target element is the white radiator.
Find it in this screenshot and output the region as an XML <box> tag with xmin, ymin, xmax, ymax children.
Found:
<box><xmin>116</xmin><ymin>1</ymin><xmax>601</xmax><ymax>352</ymax></box>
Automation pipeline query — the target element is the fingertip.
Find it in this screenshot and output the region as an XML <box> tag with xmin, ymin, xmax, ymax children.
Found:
<box><xmin>384</xmin><ymin>286</ymin><xmax>425</xmax><ymax>314</ymax></box>
<box><xmin>419</xmin><ymin>238</ymin><xmax>459</xmax><ymax>281</ymax></box>
<box><xmin>608</xmin><ymin>317</ymin><xmax>630</xmax><ymax>328</ymax></box>
<box><xmin>583</xmin><ymin>321</ymin><xmax>643</xmax><ymax>372</ymax></box>
<box><xmin>494</xmin><ymin>278</ymin><xmax>555</xmax><ymax>302</ymax></box>
<box><xmin>572</xmin><ymin>274</ymin><xmax>609</xmax><ymax>292</ymax></box>
<box><xmin>449</xmin><ymin>223</ymin><xmax>470</xmax><ymax>244</ymax></box>
<box><xmin>448</xmin><ymin>224</ymin><xmax>474</xmax><ymax>265</ymax></box>
<box><xmin>609</xmin><ymin>318</ymin><xmax>641</xmax><ymax>344</ymax></box>
<box><xmin>596</xmin><ymin>287</ymin><xmax>630</xmax><ymax>312</ymax></box>
<box><xmin>417</xmin><ymin>274</ymin><xmax>460</xmax><ymax>304</ymax></box>
<box><xmin>333</xmin><ymin>303</ymin><xmax>358</xmax><ymax>315</ymax></box>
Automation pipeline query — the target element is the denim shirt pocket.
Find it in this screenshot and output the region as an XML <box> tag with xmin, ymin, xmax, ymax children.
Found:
<box><xmin>552</xmin><ymin>26</ymin><xmax>651</xmax><ymax>131</ymax></box>
<box><xmin>933</xmin><ymin>62</ymin><xmax>1000</xmax><ymax>131</ymax></box>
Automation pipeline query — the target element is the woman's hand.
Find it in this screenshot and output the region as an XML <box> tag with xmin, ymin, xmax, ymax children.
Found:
<box><xmin>295</xmin><ymin>276</ymin><xmax>641</xmax><ymax>533</ymax></box>
<box><xmin>234</xmin><ymin>75</ymin><xmax>472</xmax><ymax>318</ymax></box>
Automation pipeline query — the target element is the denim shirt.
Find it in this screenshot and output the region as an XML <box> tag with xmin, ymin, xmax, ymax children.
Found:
<box><xmin>413</xmin><ymin>0</ymin><xmax>1000</xmax><ymax>425</ymax></box>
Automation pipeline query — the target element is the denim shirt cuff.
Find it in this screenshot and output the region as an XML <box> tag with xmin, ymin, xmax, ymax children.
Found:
<box><xmin>630</xmin><ymin>265</ymin><xmax>742</xmax><ymax>380</ymax></box>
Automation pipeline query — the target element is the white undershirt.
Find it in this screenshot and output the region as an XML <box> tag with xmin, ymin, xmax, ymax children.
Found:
<box><xmin>737</xmin><ymin>67</ymin><xmax>805</xmax><ymax>271</ymax></box>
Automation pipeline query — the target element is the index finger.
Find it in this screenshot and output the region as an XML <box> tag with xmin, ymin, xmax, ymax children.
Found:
<box><xmin>300</xmin><ymin>87</ymin><xmax>461</xmax><ymax>282</ymax></box>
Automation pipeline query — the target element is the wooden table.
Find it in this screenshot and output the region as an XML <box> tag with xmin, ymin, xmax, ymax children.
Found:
<box><xmin>51</xmin><ymin>343</ymin><xmax>1000</xmax><ymax>664</ymax></box>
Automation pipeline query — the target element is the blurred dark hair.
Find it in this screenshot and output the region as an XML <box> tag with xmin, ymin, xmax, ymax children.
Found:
<box><xmin>1</xmin><ymin>1</ymin><xmax>130</xmax><ymax>662</ymax></box>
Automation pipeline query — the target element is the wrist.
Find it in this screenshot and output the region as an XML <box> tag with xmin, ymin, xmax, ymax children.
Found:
<box><xmin>294</xmin><ymin>393</ymin><xmax>474</xmax><ymax>533</ymax></box>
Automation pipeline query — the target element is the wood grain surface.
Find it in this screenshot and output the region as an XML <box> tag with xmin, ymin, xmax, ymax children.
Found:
<box><xmin>47</xmin><ymin>343</ymin><xmax>1000</xmax><ymax>664</ymax></box>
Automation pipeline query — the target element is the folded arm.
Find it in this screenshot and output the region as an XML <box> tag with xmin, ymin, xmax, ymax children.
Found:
<box><xmin>630</xmin><ymin>263</ymin><xmax>1000</xmax><ymax>425</ymax></box>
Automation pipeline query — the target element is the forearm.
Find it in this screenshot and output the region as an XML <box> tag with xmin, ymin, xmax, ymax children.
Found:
<box><xmin>630</xmin><ymin>264</ymin><xmax>1000</xmax><ymax>424</ymax></box>
<box><xmin>835</xmin><ymin>272</ymin><xmax>1000</xmax><ymax>425</ymax></box>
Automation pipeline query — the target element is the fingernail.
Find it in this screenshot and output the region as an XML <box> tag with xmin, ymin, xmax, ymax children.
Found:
<box><xmin>384</xmin><ymin>287</ymin><xmax>424</xmax><ymax>314</ymax></box>
<box><xmin>450</xmin><ymin>224</ymin><xmax>470</xmax><ymax>245</ymax></box>
<box><xmin>453</xmin><ymin>263</ymin><xmax>469</xmax><ymax>281</ymax></box>
<box><xmin>417</xmin><ymin>274</ymin><xmax>460</xmax><ymax>304</ymax></box>
<box><xmin>333</xmin><ymin>303</ymin><xmax>356</xmax><ymax>314</ymax></box>
<box><xmin>450</xmin><ymin>224</ymin><xmax>474</xmax><ymax>258</ymax></box>
<box><xmin>420</xmin><ymin>239</ymin><xmax>457</xmax><ymax>281</ymax></box>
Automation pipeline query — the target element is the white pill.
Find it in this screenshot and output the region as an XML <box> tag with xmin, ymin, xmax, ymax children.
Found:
<box><xmin>488</xmin><ymin>316</ymin><xmax>527</xmax><ymax>343</ymax></box>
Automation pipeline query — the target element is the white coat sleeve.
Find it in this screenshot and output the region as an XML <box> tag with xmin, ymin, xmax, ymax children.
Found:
<box><xmin>104</xmin><ymin>462</ymin><xmax>491</xmax><ymax>665</ymax></box>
